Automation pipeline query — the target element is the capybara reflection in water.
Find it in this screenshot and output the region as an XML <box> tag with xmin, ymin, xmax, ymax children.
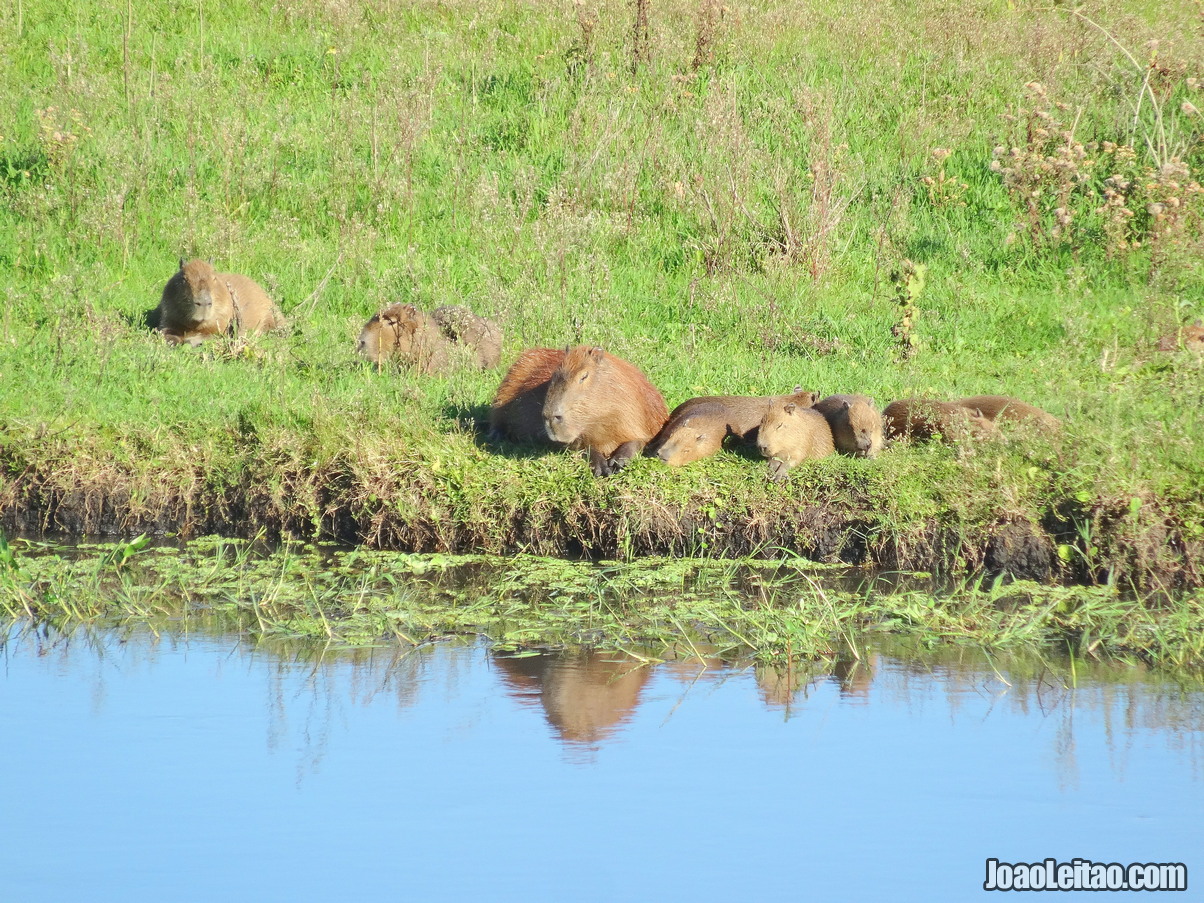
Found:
<box><xmin>543</xmin><ymin>346</ymin><xmax>669</xmax><ymax>476</ymax></box>
<box><xmin>152</xmin><ymin>258</ymin><xmax>284</xmax><ymax>345</ymax></box>
<box><xmin>492</xmin><ymin>650</ymin><xmax>650</xmax><ymax>750</ymax></box>
<box><xmin>883</xmin><ymin>398</ymin><xmax>999</xmax><ymax>443</ymax></box>
<box><xmin>489</xmin><ymin>348</ymin><xmax>568</xmax><ymax>445</ymax></box>
<box><xmin>811</xmin><ymin>393</ymin><xmax>885</xmax><ymax>459</ymax></box>
<box><xmin>955</xmin><ymin>395</ymin><xmax>1061</xmax><ymax>432</ymax></box>
<box><xmin>356</xmin><ymin>303</ymin><xmax>501</xmax><ymax>372</ymax></box>
<box><xmin>652</xmin><ymin>390</ymin><xmax>819</xmax><ymax>467</ymax></box>
<box><xmin>1156</xmin><ymin>321</ymin><xmax>1204</xmax><ymax>354</ymax></box>
<box><xmin>757</xmin><ymin>397</ymin><xmax>835</xmax><ymax>482</ymax></box>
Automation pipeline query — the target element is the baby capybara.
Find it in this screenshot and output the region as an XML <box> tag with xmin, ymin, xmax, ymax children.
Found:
<box><xmin>883</xmin><ymin>398</ymin><xmax>999</xmax><ymax>443</ymax></box>
<box><xmin>653</xmin><ymin>390</ymin><xmax>819</xmax><ymax>467</ymax></box>
<box><xmin>1156</xmin><ymin>321</ymin><xmax>1204</xmax><ymax>354</ymax></box>
<box><xmin>543</xmin><ymin>346</ymin><xmax>669</xmax><ymax>476</ymax></box>
<box><xmin>956</xmin><ymin>395</ymin><xmax>1061</xmax><ymax>432</ymax></box>
<box><xmin>357</xmin><ymin>303</ymin><xmax>502</xmax><ymax>373</ymax></box>
<box><xmin>811</xmin><ymin>393</ymin><xmax>885</xmax><ymax>458</ymax></box>
<box><xmin>489</xmin><ymin>348</ymin><xmax>568</xmax><ymax>445</ymax></box>
<box><xmin>757</xmin><ymin>397</ymin><xmax>835</xmax><ymax>482</ymax></box>
<box><xmin>154</xmin><ymin>259</ymin><xmax>282</xmax><ymax>345</ymax></box>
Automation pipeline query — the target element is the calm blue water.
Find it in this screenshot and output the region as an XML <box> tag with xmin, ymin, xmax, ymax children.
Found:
<box><xmin>1</xmin><ymin>626</ymin><xmax>1201</xmax><ymax>902</ymax></box>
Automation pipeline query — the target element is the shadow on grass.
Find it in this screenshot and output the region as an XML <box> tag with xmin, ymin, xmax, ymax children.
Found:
<box><xmin>440</xmin><ymin>401</ymin><xmax>563</xmax><ymax>461</ymax></box>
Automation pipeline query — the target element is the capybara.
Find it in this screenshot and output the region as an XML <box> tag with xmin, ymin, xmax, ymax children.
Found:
<box><xmin>356</xmin><ymin>303</ymin><xmax>448</xmax><ymax>372</ymax></box>
<box><xmin>543</xmin><ymin>345</ymin><xmax>669</xmax><ymax>476</ymax></box>
<box><xmin>154</xmin><ymin>259</ymin><xmax>282</xmax><ymax>344</ymax></box>
<box><xmin>1157</xmin><ymin>321</ymin><xmax>1204</xmax><ymax>354</ymax></box>
<box><xmin>489</xmin><ymin>347</ymin><xmax>568</xmax><ymax>445</ymax></box>
<box><xmin>652</xmin><ymin>390</ymin><xmax>819</xmax><ymax>467</ymax></box>
<box><xmin>432</xmin><ymin>305</ymin><xmax>503</xmax><ymax>369</ymax></box>
<box><xmin>357</xmin><ymin>303</ymin><xmax>501</xmax><ymax>373</ymax></box>
<box><xmin>757</xmin><ymin>397</ymin><xmax>835</xmax><ymax>482</ymax></box>
<box><xmin>811</xmin><ymin>393</ymin><xmax>885</xmax><ymax>458</ymax></box>
<box><xmin>883</xmin><ymin>398</ymin><xmax>999</xmax><ymax>443</ymax></box>
<box><xmin>956</xmin><ymin>395</ymin><xmax>1061</xmax><ymax>432</ymax></box>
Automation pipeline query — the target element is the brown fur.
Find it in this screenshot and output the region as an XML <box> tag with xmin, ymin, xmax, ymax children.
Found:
<box><xmin>489</xmin><ymin>348</ymin><xmax>568</xmax><ymax>444</ymax></box>
<box><xmin>492</xmin><ymin>650</ymin><xmax>650</xmax><ymax>747</ymax></box>
<box><xmin>543</xmin><ymin>346</ymin><xmax>669</xmax><ymax>476</ymax></box>
<box><xmin>652</xmin><ymin>390</ymin><xmax>819</xmax><ymax>467</ymax></box>
<box><xmin>811</xmin><ymin>393</ymin><xmax>885</xmax><ymax>458</ymax></box>
<box><xmin>956</xmin><ymin>395</ymin><xmax>1061</xmax><ymax>432</ymax></box>
<box><xmin>757</xmin><ymin>398</ymin><xmax>835</xmax><ymax>482</ymax></box>
<box><xmin>358</xmin><ymin>303</ymin><xmax>502</xmax><ymax>372</ymax></box>
<box><xmin>357</xmin><ymin>303</ymin><xmax>448</xmax><ymax>372</ymax></box>
<box><xmin>432</xmin><ymin>305</ymin><xmax>503</xmax><ymax>369</ymax></box>
<box><xmin>883</xmin><ymin>398</ymin><xmax>999</xmax><ymax>443</ymax></box>
<box><xmin>224</xmin><ymin>272</ymin><xmax>284</xmax><ymax>334</ymax></box>
<box><xmin>1157</xmin><ymin>320</ymin><xmax>1204</xmax><ymax>354</ymax></box>
<box><xmin>154</xmin><ymin>259</ymin><xmax>282</xmax><ymax>345</ymax></box>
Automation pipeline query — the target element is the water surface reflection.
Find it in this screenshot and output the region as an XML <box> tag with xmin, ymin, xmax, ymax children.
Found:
<box><xmin>2</xmin><ymin>625</ymin><xmax>1202</xmax><ymax>901</ymax></box>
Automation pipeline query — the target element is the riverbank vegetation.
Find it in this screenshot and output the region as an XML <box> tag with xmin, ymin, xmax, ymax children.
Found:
<box><xmin>1</xmin><ymin>0</ymin><xmax>1202</xmax><ymax>587</ymax></box>
<box><xmin>3</xmin><ymin>538</ymin><xmax>1203</xmax><ymax>671</ymax></box>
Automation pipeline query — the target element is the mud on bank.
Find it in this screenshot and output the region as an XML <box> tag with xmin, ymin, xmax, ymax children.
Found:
<box><xmin>2</xmin><ymin>437</ymin><xmax>1201</xmax><ymax>591</ymax></box>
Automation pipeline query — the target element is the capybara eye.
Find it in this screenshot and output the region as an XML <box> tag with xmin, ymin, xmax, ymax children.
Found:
<box><xmin>579</xmin><ymin>373</ymin><xmax>588</xmax><ymax>383</ymax></box>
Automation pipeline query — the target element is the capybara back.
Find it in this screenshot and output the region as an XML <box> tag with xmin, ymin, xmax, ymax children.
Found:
<box><xmin>432</xmin><ymin>305</ymin><xmax>503</xmax><ymax>369</ymax></box>
<box><xmin>956</xmin><ymin>395</ymin><xmax>1060</xmax><ymax>432</ymax></box>
<box><xmin>490</xmin><ymin>348</ymin><xmax>567</xmax><ymax>444</ymax></box>
<box><xmin>224</xmin><ymin>272</ymin><xmax>284</xmax><ymax>335</ymax></box>
<box><xmin>883</xmin><ymin>398</ymin><xmax>998</xmax><ymax>443</ymax></box>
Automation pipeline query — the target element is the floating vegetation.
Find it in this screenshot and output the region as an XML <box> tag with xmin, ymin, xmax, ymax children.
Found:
<box><xmin>1</xmin><ymin>535</ymin><xmax>1202</xmax><ymax>672</ymax></box>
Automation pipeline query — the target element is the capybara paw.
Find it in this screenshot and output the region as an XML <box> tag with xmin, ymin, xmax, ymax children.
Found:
<box><xmin>766</xmin><ymin>459</ymin><xmax>790</xmax><ymax>483</ymax></box>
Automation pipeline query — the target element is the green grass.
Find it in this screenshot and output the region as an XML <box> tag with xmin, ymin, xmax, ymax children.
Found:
<box><xmin>1</xmin><ymin>0</ymin><xmax>1203</xmax><ymax>586</ymax></box>
<box><xmin>3</xmin><ymin>537</ymin><xmax>1203</xmax><ymax>672</ymax></box>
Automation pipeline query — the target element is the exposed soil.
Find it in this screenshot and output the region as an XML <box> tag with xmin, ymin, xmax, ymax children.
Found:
<box><xmin>2</xmin><ymin>461</ymin><xmax>1199</xmax><ymax>590</ymax></box>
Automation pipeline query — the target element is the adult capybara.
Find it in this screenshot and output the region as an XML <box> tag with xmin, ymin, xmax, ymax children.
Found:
<box><xmin>652</xmin><ymin>390</ymin><xmax>819</xmax><ymax>467</ymax></box>
<box><xmin>1157</xmin><ymin>321</ymin><xmax>1204</xmax><ymax>354</ymax></box>
<box><xmin>543</xmin><ymin>346</ymin><xmax>669</xmax><ymax>476</ymax></box>
<box><xmin>883</xmin><ymin>398</ymin><xmax>999</xmax><ymax>443</ymax></box>
<box><xmin>358</xmin><ymin>303</ymin><xmax>502</xmax><ymax>372</ymax></box>
<box><xmin>154</xmin><ymin>259</ymin><xmax>282</xmax><ymax>344</ymax></box>
<box><xmin>489</xmin><ymin>348</ymin><xmax>568</xmax><ymax>444</ymax></box>
<box><xmin>956</xmin><ymin>395</ymin><xmax>1061</xmax><ymax>432</ymax></box>
<box><xmin>757</xmin><ymin>397</ymin><xmax>835</xmax><ymax>482</ymax></box>
<box><xmin>811</xmin><ymin>393</ymin><xmax>885</xmax><ymax>458</ymax></box>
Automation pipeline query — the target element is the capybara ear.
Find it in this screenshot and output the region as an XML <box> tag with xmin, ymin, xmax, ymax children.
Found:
<box><xmin>792</xmin><ymin>385</ymin><xmax>802</xmax><ymax>393</ymax></box>
<box><xmin>783</xmin><ymin>403</ymin><xmax>796</xmax><ymax>415</ymax></box>
<box><xmin>842</xmin><ymin>400</ymin><xmax>851</xmax><ymax>410</ymax></box>
<box><xmin>178</xmin><ymin>257</ymin><xmax>186</xmax><ymax>271</ymax></box>
<box><xmin>588</xmin><ymin>346</ymin><xmax>604</xmax><ymax>360</ymax></box>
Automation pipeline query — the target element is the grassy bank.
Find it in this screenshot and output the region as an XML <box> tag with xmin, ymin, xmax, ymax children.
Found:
<box><xmin>3</xmin><ymin>537</ymin><xmax>1203</xmax><ymax>671</ymax></box>
<box><xmin>1</xmin><ymin>0</ymin><xmax>1203</xmax><ymax>586</ymax></box>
